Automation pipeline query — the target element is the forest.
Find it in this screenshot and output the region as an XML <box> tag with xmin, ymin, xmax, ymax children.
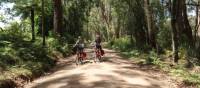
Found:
<box><xmin>0</xmin><ymin>0</ymin><xmax>200</xmax><ymax>88</ymax></box>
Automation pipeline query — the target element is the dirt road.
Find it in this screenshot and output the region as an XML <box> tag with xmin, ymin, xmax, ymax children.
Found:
<box><xmin>25</xmin><ymin>49</ymin><xmax>177</xmax><ymax>88</ymax></box>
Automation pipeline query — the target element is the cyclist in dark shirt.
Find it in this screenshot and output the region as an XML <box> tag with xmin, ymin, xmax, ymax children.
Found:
<box><xmin>95</xmin><ymin>34</ymin><xmax>102</xmax><ymax>50</ymax></box>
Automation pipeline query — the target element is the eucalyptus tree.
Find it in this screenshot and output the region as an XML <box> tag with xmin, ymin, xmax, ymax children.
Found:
<box><xmin>41</xmin><ymin>0</ymin><xmax>45</xmax><ymax>46</ymax></box>
<box><xmin>62</xmin><ymin>0</ymin><xmax>98</xmax><ymax>42</ymax></box>
<box><xmin>53</xmin><ymin>0</ymin><xmax>63</xmax><ymax>36</ymax></box>
<box><xmin>144</xmin><ymin>0</ymin><xmax>157</xmax><ymax>49</ymax></box>
<box><xmin>111</xmin><ymin>0</ymin><xmax>128</xmax><ymax>39</ymax></box>
<box><xmin>13</xmin><ymin>0</ymin><xmax>41</xmax><ymax>41</ymax></box>
<box><xmin>167</xmin><ymin>0</ymin><xmax>194</xmax><ymax>64</ymax></box>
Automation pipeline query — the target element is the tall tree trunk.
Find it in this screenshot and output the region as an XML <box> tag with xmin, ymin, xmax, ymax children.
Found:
<box><xmin>182</xmin><ymin>0</ymin><xmax>194</xmax><ymax>67</ymax></box>
<box><xmin>53</xmin><ymin>0</ymin><xmax>63</xmax><ymax>36</ymax></box>
<box><xmin>170</xmin><ymin>0</ymin><xmax>194</xmax><ymax>64</ymax></box>
<box><xmin>171</xmin><ymin>0</ymin><xmax>179</xmax><ymax>63</ymax></box>
<box><xmin>144</xmin><ymin>0</ymin><xmax>157</xmax><ymax>49</ymax></box>
<box><xmin>132</xmin><ymin>0</ymin><xmax>147</xmax><ymax>48</ymax></box>
<box><xmin>182</xmin><ymin>0</ymin><xmax>194</xmax><ymax>46</ymax></box>
<box><xmin>195</xmin><ymin>1</ymin><xmax>200</xmax><ymax>43</ymax></box>
<box><xmin>31</xmin><ymin>7</ymin><xmax>35</xmax><ymax>42</ymax></box>
<box><xmin>100</xmin><ymin>0</ymin><xmax>112</xmax><ymax>40</ymax></box>
<box><xmin>42</xmin><ymin>0</ymin><xmax>46</xmax><ymax>46</ymax></box>
<box><xmin>115</xmin><ymin>18</ymin><xmax>120</xmax><ymax>39</ymax></box>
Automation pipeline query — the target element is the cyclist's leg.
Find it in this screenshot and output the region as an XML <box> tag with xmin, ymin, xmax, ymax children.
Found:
<box><xmin>75</xmin><ymin>49</ymin><xmax>80</xmax><ymax>65</ymax></box>
<box><xmin>77</xmin><ymin>47</ymin><xmax>82</xmax><ymax>63</ymax></box>
<box><xmin>94</xmin><ymin>45</ymin><xmax>100</xmax><ymax>62</ymax></box>
<box><xmin>94</xmin><ymin>45</ymin><xmax>98</xmax><ymax>62</ymax></box>
<box><xmin>96</xmin><ymin>45</ymin><xmax>101</xmax><ymax>55</ymax></box>
<box><xmin>95</xmin><ymin>44</ymin><xmax>98</xmax><ymax>54</ymax></box>
<box><xmin>80</xmin><ymin>48</ymin><xmax>84</xmax><ymax>61</ymax></box>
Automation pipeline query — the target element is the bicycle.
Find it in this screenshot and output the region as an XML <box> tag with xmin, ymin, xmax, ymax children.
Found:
<box><xmin>94</xmin><ymin>48</ymin><xmax>102</xmax><ymax>63</ymax></box>
<box><xmin>75</xmin><ymin>49</ymin><xmax>86</xmax><ymax>65</ymax></box>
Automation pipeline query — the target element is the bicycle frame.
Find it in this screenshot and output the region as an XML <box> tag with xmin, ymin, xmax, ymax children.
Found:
<box><xmin>75</xmin><ymin>51</ymin><xmax>84</xmax><ymax>65</ymax></box>
<box><xmin>94</xmin><ymin>48</ymin><xmax>101</xmax><ymax>62</ymax></box>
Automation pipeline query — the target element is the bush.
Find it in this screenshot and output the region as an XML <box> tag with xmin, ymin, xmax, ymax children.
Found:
<box><xmin>47</xmin><ymin>37</ymin><xmax>71</xmax><ymax>56</ymax></box>
<box><xmin>157</xmin><ymin>26</ymin><xmax>172</xmax><ymax>49</ymax></box>
<box><xmin>108</xmin><ymin>37</ymin><xmax>132</xmax><ymax>51</ymax></box>
<box><xmin>145</xmin><ymin>50</ymin><xmax>161</xmax><ymax>65</ymax></box>
<box><xmin>0</xmin><ymin>31</ymin><xmax>57</xmax><ymax>83</ymax></box>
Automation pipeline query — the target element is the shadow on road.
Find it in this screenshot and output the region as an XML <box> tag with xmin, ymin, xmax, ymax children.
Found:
<box><xmin>25</xmin><ymin>49</ymin><xmax>175</xmax><ymax>88</ymax></box>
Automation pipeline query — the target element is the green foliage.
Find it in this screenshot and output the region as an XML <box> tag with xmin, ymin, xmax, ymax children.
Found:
<box><xmin>63</xmin><ymin>0</ymin><xmax>96</xmax><ymax>40</ymax></box>
<box><xmin>145</xmin><ymin>50</ymin><xmax>161</xmax><ymax>65</ymax></box>
<box><xmin>0</xmin><ymin>0</ymin><xmax>200</xmax><ymax>87</ymax></box>
<box><xmin>0</xmin><ymin>25</ymin><xmax>71</xmax><ymax>84</ymax></box>
<box><xmin>121</xmin><ymin>50</ymin><xmax>140</xmax><ymax>58</ymax></box>
<box><xmin>111</xmin><ymin>39</ymin><xmax>200</xmax><ymax>87</ymax></box>
<box><xmin>0</xmin><ymin>23</ymin><xmax>29</xmax><ymax>41</ymax></box>
<box><xmin>0</xmin><ymin>30</ymin><xmax>56</xmax><ymax>81</ymax></box>
<box><xmin>47</xmin><ymin>37</ymin><xmax>71</xmax><ymax>56</ymax></box>
<box><xmin>157</xmin><ymin>21</ymin><xmax>172</xmax><ymax>48</ymax></box>
<box><xmin>108</xmin><ymin>37</ymin><xmax>132</xmax><ymax>51</ymax></box>
<box><xmin>170</xmin><ymin>66</ymin><xmax>200</xmax><ymax>87</ymax></box>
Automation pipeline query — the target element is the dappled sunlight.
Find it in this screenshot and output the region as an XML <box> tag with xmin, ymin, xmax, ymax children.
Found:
<box><xmin>0</xmin><ymin>0</ymin><xmax>199</xmax><ymax>87</ymax></box>
<box><xmin>25</xmin><ymin>49</ymin><xmax>176</xmax><ymax>88</ymax></box>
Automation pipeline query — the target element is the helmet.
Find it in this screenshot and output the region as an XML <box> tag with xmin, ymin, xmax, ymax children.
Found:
<box><xmin>96</xmin><ymin>32</ymin><xmax>100</xmax><ymax>35</ymax></box>
<box><xmin>96</xmin><ymin>34</ymin><xmax>100</xmax><ymax>38</ymax></box>
<box><xmin>78</xmin><ymin>36</ymin><xmax>81</xmax><ymax>39</ymax></box>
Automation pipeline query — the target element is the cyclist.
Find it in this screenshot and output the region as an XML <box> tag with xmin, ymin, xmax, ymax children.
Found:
<box><xmin>95</xmin><ymin>33</ymin><xmax>102</xmax><ymax>51</ymax></box>
<box><xmin>74</xmin><ymin>36</ymin><xmax>84</xmax><ymax>53</ymax></box>
<box><xmin>94</xmin><ymin>33</ymin><xmax>104</xmax><ymax>57</ymax></box>
<box><xmin>73</xmin><ymin>36</ymin><xmax>86</xmax><ymax>64</ymax></box>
